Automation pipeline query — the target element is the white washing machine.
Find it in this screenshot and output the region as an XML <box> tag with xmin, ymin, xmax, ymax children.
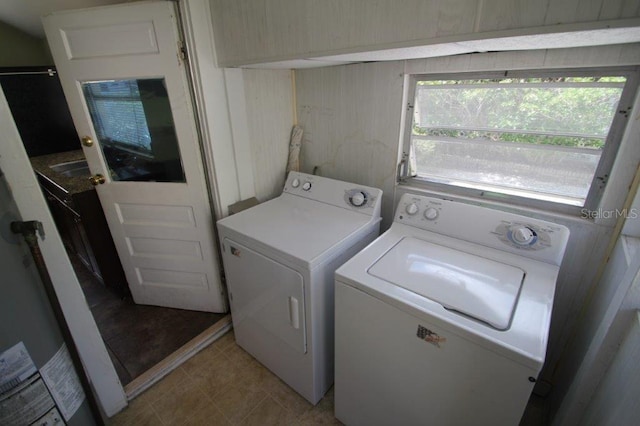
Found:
<box><xmin>217</xmin><ymin>171</ymin><xmax>382</xmax><ymax>404</ymax></box>
<box><xmin>334</xmin><ymin>193</ymin><xmax>570</xmax><ymax>426</ymax></box>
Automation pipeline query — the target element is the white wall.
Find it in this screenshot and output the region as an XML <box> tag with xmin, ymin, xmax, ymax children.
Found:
<box><xmin>0</xmin><ymin>20</ymin><xmax>51</xmax><ymax>67</ymax></box>
<box><xmin>243</xmin><ymin>69</ymin><xmax>294</xmax><ymax>201</ymax></box>
<box><xmin>581</xmin><ymin>311</ymin><xmax>640</xmax><ymax>425</ymax></box>
<box><xmin>182</xmin><ymin>0</ymin><xmax>294</xmax><ymax>217</ymax></box>
<box><xmin>553</xmin><ymin>235</ymin><xmax>640</xmax><ymax>425</ymax></box>
<box><xmin>296</xmin><ymin>61</ymin><xmax>404</xmax><ymax>228</ymax></box>
<box><xmin>294</xmin><ymin>43</ymin><xmax>640</xmax><ymax>422</ymax></box>
<box><xmin>553</xmin><ymin>173</ymin><xmax>640</xmax><ymax>424</ymax></box>
<box><xmin>218</xmin><ymin>68</ymin><xmax>294</xmax><ymax>205</ymax></box>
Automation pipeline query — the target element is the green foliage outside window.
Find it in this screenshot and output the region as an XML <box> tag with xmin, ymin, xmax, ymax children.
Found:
<box><xmin>413</xmin><ymin>76</ymin><xmax>625</xmax><ymax>148</ymax></box>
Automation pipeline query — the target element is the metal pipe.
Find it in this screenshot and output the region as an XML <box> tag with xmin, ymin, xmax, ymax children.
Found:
<box><xmin>0</xmin><ymin>69</ymin><xmax>56</xmax><ymax>76</ymax></box>
<box><xmin>10</xmin><ymin>220</ymin><xmax>104</xmax><ymax>425</ymax></box>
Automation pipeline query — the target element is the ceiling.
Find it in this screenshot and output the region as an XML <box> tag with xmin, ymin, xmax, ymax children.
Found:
<box><xmin>2</xmin><ymin>0</ymin><xmax>639</xmax><ymax>69</ymax></box>
<box><xmin>243</xmin><ymin>26</ymin><xmax>640</xmax><ymax>69</ymax></box>
<box><xmin>0</xmin><ymin>0</ymin><xmax>130</xmax><ymax>38</ymax></box>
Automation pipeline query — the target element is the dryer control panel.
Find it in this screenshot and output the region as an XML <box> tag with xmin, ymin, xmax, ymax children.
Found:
<box><xmin>283</xmin><ymin>171</ymin><xmax>382</xmax><ymax>217</ymax></box>
<box><xmin>394</xmin><ymin>193</ymin><xmax>570</xmax><ymax>266</ymax></box>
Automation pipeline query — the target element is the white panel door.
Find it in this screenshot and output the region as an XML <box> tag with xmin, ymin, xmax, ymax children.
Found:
<box><xmin>43</xmin><ymin>2</ymin><xmax>226</xmax><ymax>312</ymax></box>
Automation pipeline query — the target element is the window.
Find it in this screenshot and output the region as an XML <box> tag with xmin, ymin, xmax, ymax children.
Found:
<box><xmin>401</xmin><ymin>68</ymin><xmax>639</xmax><ymax>214</ymax></box>
<box><xmin>83</xmin><ymin>80</ymin><xmax>152</xmax><ymax>152</ymax></box>
<box><xmin>82</xmin><ymin>78</ymin><xmax>186</xmax><ymax>183</ymax></box>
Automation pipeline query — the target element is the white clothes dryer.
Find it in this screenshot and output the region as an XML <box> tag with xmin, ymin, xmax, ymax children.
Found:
<box><xmin>334</xmin><ymin>193</ymin><xmax>570</xmax><ymax>426</ymax></box>
<box><xmin>217</xmin><ymin>172</ymin><xmax>382</xmax><ymax>404</ymax></box>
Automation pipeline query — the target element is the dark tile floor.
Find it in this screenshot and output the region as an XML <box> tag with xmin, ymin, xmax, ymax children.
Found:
<box><xmin>71</xmin><ymin>254</ymin><xmax>226</xmax><ymax>386</ymax></box>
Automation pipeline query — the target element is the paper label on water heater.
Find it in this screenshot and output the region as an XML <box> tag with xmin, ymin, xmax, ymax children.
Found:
<box><xmin>0</xmin><ymin>342</ymin><xmax>37</xmax><ymax>393</ymax></box>
<box><xmin>0</xmin><ymin>374</ymin><xmax>59</xmax><ymax>425</ymax></box>
<box><xmin>0</xmin><ymin>342</ymin><xmax>60</xmax><ymax>425</ymax></box>
<box><xmin>40</xmin><ymin>345</ymin><xmax>84</xmax><ymax>421</ymax></box>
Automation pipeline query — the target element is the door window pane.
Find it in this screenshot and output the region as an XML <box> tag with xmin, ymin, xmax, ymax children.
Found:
<box><xmin>82</xmin><ymin>78</ymin><xmax>186</xmax><ymax>182</ymax></box>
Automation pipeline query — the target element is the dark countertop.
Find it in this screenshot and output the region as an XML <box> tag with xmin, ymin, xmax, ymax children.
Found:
<box><xmin>30</xmin><ymin>150</ymin><xmax>94</xmax><ymax>195</ymax></box>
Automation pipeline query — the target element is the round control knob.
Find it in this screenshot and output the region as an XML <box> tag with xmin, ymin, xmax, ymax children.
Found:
<box><xmin>424</xmin><ymin>207</ymin><xmax>438</xmax><ymax>221</ymax></box>
<box><xmin>405</xmin><ymin>203</ymin><xmax>419</xmax><ymax>216</ymax></box>
<box><xmin>511</xmin><ymin>226</ymin><xmax>536</xmax><ymax>245</ymax></box>
<box><xmin>291</xmin><ymin>178</ymin><xmax>300</xmax><ymax>188</ymax></box>
<box><xmin>350</xmin><ymin>191</ymin><xmax>367</xmax><ymax>207</ymax></box>
<box><xmin>302</xmin><ymin>181</ymin><xmax>312</xmax><ymax>191</ymax></box>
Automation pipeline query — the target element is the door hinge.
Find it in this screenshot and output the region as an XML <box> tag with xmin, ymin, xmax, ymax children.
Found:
<box><xmin>178</xmin><ymin>41</ymin><xmax>188</xmax><ymax>63</ymax></box>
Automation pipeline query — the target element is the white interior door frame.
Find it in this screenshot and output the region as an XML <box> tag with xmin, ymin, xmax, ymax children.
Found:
<box><xmin>179</xmin><ymin>0</ymin><xmax>256</xmax><ymax>217</ymax></box>
<box><xmin>1</xmin><ymin>0</ymin><xmax>256</xmax><ymax>417</ymax></box>
<box><xmin>43</xmin><ymin>1</ymin><xmax>228</xmax><ymax>312</ymax></box>
<box><xmin>0</xmin><ymin>89</ymin><xmax>127</xmax><ymax>417</ymax></box>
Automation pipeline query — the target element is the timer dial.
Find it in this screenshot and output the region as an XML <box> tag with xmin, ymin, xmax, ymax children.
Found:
<box><xmin>510</xmin><ymin>225</ymin><xmax>536</xmax><ymax>245</ymax></box>
<box><xmin>291</xmin><ymin>178</ymin><xmax>300</xmax><ymax>188</ymax></box>
<box><xmin>424</xmin><ymin>207</ymin><xmax>438</xmax><ymax>221</ymax></box>
<box><xmin>302</xmin><ymin>181</ymin><xmax>312</xmax><ymax>191</ymax></box>
<box><xmin>405</xmin><ymin>203</ymin><xmax>419</xmax><ymax>216</ymax></box>
<box><xmin>350</xmin><ymin>191</ymin><xmax>367</xmax><ymax>207</ymax></box>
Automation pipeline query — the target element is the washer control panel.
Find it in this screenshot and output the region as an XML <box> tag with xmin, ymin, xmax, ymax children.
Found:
<box><xmin>394</xmin><ymin>193</ymin><xmax>570</xmax><ymax>265</ymax></box>
<box><xmin>492</xmin><ymin>222</ymin><xmax>554</xmax><ymax>251</ymax></box>
<box><xmin>396</xmin><ymin>196</ymin><xmax>444</xmax><ymax>226</ymax></box>
<box><xmin>283</xmin><ymin>171</ymin><xmax>382</xmax><ymax>216</ymax></box>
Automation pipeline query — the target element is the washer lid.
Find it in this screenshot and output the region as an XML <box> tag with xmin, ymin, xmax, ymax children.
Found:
<box><xmin>368</xmin><ymin>237</ymin><xmax>525</xmax><ymax>330</ymax></box>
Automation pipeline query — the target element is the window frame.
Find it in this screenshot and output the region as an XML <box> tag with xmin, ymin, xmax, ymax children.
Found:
<box><xmin>83</xmin><ymin>79</ymin><xmax>154</xmax><ymax>157</ymax></box>
<box><xmin>400</xmin><ymin>67</ymin><xmax>640</xmax><ymax>216</ymax></box>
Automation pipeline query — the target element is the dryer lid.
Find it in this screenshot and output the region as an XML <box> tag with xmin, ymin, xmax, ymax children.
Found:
<box><xmin>368</xmin><ymin>237</ymin><xmax>525</xmax><ymax>330</ymax></box>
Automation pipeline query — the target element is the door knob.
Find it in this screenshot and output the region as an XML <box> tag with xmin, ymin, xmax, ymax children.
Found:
<box><xmin>89</xmin><ymin>174</ymin><xmax>106</xmax><ymax>185</ymax></box>
<box><xmin>82</xmin><ymin>136</ymin><xmax>94</xmax><ymax>147</ymax></box>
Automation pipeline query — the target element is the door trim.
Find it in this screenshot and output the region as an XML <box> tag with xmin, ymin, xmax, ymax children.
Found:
<box><xmin>124</xmin><ymin>315</ymin><xmax>232</xmax><ymax>400</ymax></box>
<box><xmin>3</xmin><ymin>0</ymin><xmax>251</xmax><ymax>416</ymax></box>
<box><xmin>0</xmin><ymin>89</ymin><xmax>128</xmax><ymax>417</ymax></box>
<box><xmin>179</xmin><ymin>0</ymin><xmax>257</xmax><ymax>217</ymax></box>
<box><xmin>44</xmin><ymin>1</ymin><xmax>227</xmax><ymax>312</ymax></box>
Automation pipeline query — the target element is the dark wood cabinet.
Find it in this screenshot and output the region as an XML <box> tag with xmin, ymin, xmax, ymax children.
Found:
<box><xmin>39</xmin><ymin>179</ymin><xmax>130</xmax><ymax>298</ymax></box>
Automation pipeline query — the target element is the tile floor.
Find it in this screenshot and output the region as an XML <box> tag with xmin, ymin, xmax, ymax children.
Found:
<box><xmin>72</xmin><ymin>254</ymin><xmax>226</xmax><ymax>385</ymax></box>
<box><xmin>108</xmin><ymin>331</ymin><xmax>339</xmax><ymax>425</ymax></box>
<box><xmin>108</xmin><ymin>330</ymin><xmax>547</xmax><ymax>425</ymax></box>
